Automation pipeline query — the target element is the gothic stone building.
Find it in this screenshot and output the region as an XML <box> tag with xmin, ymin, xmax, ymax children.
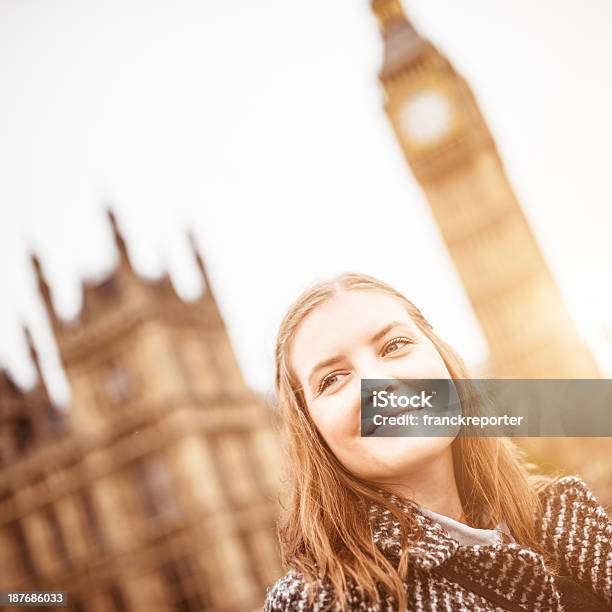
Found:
<box><xmin>0</xmin><ymin>211</ymin><xmax>283</xmax><ymax>612</ymax></box>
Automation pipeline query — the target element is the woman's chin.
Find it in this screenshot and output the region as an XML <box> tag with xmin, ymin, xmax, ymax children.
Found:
<box><xmin>360</xmin><ymin>435</ymin><xmax>454</xmax><ymax>474</ymax></box>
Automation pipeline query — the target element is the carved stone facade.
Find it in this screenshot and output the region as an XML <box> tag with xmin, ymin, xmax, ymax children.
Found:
<box><xmin>0</xmin><ymin>211</ymin><xmax>283</xmax><ymax>612</ymax></box>
<box><xmin>371</xmin><ymin>0</ymin><xmax>600</xmax><ymax>378</ymax></box>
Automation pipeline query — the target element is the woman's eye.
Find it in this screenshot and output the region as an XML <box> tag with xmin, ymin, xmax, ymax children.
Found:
<box><xmin>382</xmin><ymin>337</ymin><xmax>413</xmax><ymax>356</ymax></box>
<box><xmin>318</xmin><ymin>372</ymin><xmax>345</xmax><ymax>394</ymax></box>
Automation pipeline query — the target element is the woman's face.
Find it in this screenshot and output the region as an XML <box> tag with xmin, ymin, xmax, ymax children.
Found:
<box><xmin>290</xmin><ymin>289</ymin><xmax>456</xmax><ymax>484</ymax></box>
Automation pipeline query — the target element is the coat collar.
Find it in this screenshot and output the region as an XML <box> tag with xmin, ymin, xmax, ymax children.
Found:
<box><xmin>368</xmin><ymin>489</ymin><xmax>461</xmax><ymax>570</ymax></box>
<box><xmin>367</xmin><ymin>488</ymin><xmax>561</xmax><ymax>607</ymax></box>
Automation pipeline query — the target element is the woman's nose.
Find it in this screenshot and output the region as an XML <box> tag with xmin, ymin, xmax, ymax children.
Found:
<box><xmin>383</xmin><ymin>379</ymin><xmax>401</xmax><ymax>394</ymax></box>
<box><xmin>358</xmin><ymin>363</ymin><xmax>402</xmax><ymax>388</ymax></box>
<box><xmin>357</xmin><ymin>367</ymin><xmax>402</xmax><ymax>400</ymax></box>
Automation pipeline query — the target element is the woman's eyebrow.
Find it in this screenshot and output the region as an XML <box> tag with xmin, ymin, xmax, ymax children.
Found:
<box><xmin>306</xmin><ymin>320</ymin><xmax>410</xmax><ymax>391</ymax></box>
<box><xmin>370</xmin><ymin>320</ymin><xmax>408</xmax><ymax>343</ymax></box>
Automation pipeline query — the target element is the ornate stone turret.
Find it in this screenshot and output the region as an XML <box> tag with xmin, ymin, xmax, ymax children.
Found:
<box><xmin>30</xmin><ymin>209</ymin><xmax>223</xmax><ymax>365</ymax></box>
<box><xmin>26</xmin><ymin>208</ymin><xmax>243</xmax><ymax>434</ymax></box>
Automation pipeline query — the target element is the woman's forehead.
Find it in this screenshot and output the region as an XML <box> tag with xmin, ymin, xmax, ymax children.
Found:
<box><xmin>289</xmin><ymin>291</ymin><xmax>416</xmax><ymax>376</ymax></box>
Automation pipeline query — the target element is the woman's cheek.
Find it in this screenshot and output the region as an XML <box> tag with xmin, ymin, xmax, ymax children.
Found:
<box><xmin>318</xmin><ymin>394</ymin><xmax>357</xmax><ymax>444</ymax></box>
<box><xmin>336</xmin><ymin>388</ymin><xmax>362</xmax><ymax>440</ymax></box>
<box><xmin>403</xmin><ymin>346</ymin><xmax>450</xmax><ymax>379</ymax></box>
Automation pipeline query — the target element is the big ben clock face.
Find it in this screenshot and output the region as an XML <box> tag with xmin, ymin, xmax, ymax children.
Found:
<box><xmin>399</xmin><ymin>90</ymin><xmax>454</xmax><ymax>147</ymax></box>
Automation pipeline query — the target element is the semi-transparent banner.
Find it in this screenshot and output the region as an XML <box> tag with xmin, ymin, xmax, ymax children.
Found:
<box><xmin>360</xmin><ymin>379</ymin><xmax>612</xmax><ymax>437</ymax></box>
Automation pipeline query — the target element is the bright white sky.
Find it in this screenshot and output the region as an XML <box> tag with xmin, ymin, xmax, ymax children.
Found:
<box><xmin>1</xmin><ymin>0</ymin><xmax>611</xmax><ymax>407</ymax></box>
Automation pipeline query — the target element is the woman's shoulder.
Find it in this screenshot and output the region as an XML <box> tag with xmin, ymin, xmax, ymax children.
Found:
<box><xmin>538</xmin><ymin>474</ymin><xmax>612</xmax><ymax>605</ymax></box>
<box><xmin>263</xmin><ymin>568</ymin><xmax>306</xmax><ymax>612</ymax></box>
<box><xmin>535</xmin><ymin>473</ymin><xmax>611</xmax><ymax>535</ymax></box>
<box><xmin>535</xmin><ymin>473</ymin><xmax>612</xmax><ymax>604</ymax></box>
<box><xmin>263</xmin><ymin>567</ymin><xmax>338</xmax><ymax>612</ymax></box>
<box><xmin>536</xmin><ymin>474</ymin><xmax>610</xmax><ymax>516</ymax></box>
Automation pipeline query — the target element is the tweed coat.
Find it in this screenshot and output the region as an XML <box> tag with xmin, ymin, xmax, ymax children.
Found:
<box><xmin>263</xmin><ymin>476</ymin><xmax>612</xmax><ymax>611</ymax></box>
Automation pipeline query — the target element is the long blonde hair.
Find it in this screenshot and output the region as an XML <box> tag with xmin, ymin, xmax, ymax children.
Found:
<box><xmin>272</xmin><ymin>271</ymin><xmax>560</xmax><ymax>611</ymax></box>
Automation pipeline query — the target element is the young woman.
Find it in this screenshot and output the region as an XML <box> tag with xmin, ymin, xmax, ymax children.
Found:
<box><xmin>263</xmin><ymin>272</ymin><xmax>612</xmax><ymax>612</ymax></box>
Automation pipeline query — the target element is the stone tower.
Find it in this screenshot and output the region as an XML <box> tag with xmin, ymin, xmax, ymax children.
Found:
<box><xmin>0</xmin><ymin>210</ymin><xmax>282</xmax><ymax>611</ymax></box>
<box><xmin>370</xmin><ymin>0</ymin><xmax>600</xmax><ymax>378</ymax></box>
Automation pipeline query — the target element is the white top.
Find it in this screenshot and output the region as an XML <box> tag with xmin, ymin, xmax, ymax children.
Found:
<box><xmin>417</xmin><ymin>505</ymin><xmax>515</xmax><ymax>546</ymax></box>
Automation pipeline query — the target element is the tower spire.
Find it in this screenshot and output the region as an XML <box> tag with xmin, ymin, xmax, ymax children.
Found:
<box><xmin>23</xmin><ymin>325</ymin><xmax>43</xmax><ymax>381</ymax></box>
<box><xmin>371</xmin><ymin>0</ymin><xmax>409</xmax><ymax>30</ymax></box>
<box><xmin>22</xmin><ymin>324</ymin><xmax>50</xmax><ymax>399</ymax></box>
<box><xmin>186</xmin><ymin>230</ymin><xmax>225</xmax><ymax>329</ymax></box>
<box><xmin>30</xmin><ymin>252</ymin><xmax>59</xmax><ymax>328</ymax></box>
<box><xmin>371</xmin><ymin>0</ymin><xmax>428</xmax><ymax>79</ymax></box>
<box><xmin>106</xmin><ymin>207</ymin><xmax>132</xmax><ymax>269</ymax></box>
<box><xmin>187</xmin><ymin>231</ymin><xmax>217</xmax><ymax>304</ymax></box>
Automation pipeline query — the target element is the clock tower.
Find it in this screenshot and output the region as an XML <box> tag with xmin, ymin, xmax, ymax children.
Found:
<box><xmin>371</xmin><ymin>0</ymin><xmax>601</xmax><ymax>377</ymax></box>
